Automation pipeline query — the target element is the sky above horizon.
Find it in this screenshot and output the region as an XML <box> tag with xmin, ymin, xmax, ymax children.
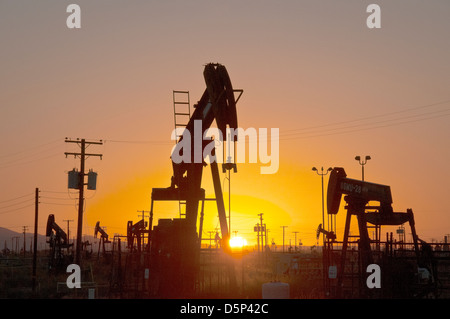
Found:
<box><xmin>1</xmin><ymin>1</ymin><xmax>450</xmax><ymax>249</ymax></box>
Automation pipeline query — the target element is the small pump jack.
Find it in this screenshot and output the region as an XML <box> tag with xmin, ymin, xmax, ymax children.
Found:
<box><xmin>327</xmin><ymin>167</ymin><xmax>421</xmax><ymax>297</ymax></box>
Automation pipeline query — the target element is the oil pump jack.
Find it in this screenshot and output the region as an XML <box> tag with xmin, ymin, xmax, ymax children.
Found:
<box><xmin>316</xmin><ymin>223</ymin><xmax>336</xmax><ymax>242</ymax></box>
<box><xmin>148</xmin><ymin>63</ymin><xmax>241</xmax><ymax>297</ymax></box>
<box><xmin>126</xmin><ymin>219</ymin><xmax>147</xmax><ymax>253</ymax></box>
<box><xmin>46</xmin><ymin>214</ymin><xmax>73</xmax><ymax>271</ymax></box>
<box><xmin>326</xmin><ymin>167</ymin><xmax>433</xmax><ymax>297</ymax></box>
<box><xmin>94</xmin><ymin>221</ymin><xmax>111</xmax><ymax>260</ymax></box>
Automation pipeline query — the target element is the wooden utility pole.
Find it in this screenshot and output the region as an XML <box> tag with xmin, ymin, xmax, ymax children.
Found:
<box><xmin>22</xmin><ymin>226</ymin><xmax>29</xmax><ymax>256</ymax></box>
<box><xmin>137</xmin><ymin>210</ymin><xmax>150</xmax><ymax>221</ymax></box>
<box><xmin>256</xmin><ymin>224</ymin><xmax>260</xmax><ymax>253</ymax></box>
<box><xmin>137</xmin><ymin>210</ymin><xmax>150</xmax><ymax>249</ymax></box>
<box><xmin>293</xmin><ymin>231</ymin><xmax>299</xmax><ymax>251</ymax></box>
<box><xmin>32</xmin><ymin>188</ymin><xmax>39</xmax><ymax>293</ymax></box>
<box><xmin>258</xmin><ymin>213</ymin><xmax>264</xmax><ymax>251</ymax></box>
<box><xmin>281</xmin><ymin>226</ymin><xmax>288</xmax><ymax>252</ymax></box>
<box><xmin>63</xmin><ymin>219</ymin><xmax>74</xmax><ymax>245</ymax></box>
<box><xmin>65</xmin><ymin>138</ymin><xmax>103</xmax><ymax>265</ymax></box>
<box><xmin>208</xmin><ymin>231</ymin><xmax>215</xmax><ymax>248</ymax></box>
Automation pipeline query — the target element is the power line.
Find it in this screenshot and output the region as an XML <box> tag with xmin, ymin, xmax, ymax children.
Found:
<box><xmin>40</xmin><ymin>190</ymin><xmax>73</xmax><ymax>194</ymax></box>
<box><xmin>104</xmin><ymin>139</ymin><xmax>172</xmax><ymax>145</ymax></box>
<box><xmin>40</xmin><ymin>202</ymin><xmax>76</xmax><ymax>206</ymax></box>
<box><xmin>0</xmin><ymin>203</ymin><xmax>34</xmax><ymax>215</ymax></box>
<box><xmin>0</xmin><ymin>140</ymin><xmax>63</xmax><ymax>168</ymax></box>
<box><xmin>241</xmin><ymin>99</ymin><xmax>450</xmax><ymax>143</ymax></box>
<box><xmin>279</xmin><ymin>107</ymin><xmax>450</xmax><ymax>140</ymax></box>
<box><xmin>0</xmin><ymin>192</ymin><xmax>34</xmax><ymax>204</ymax></box>
<box><xmin>0</xmin><ymin>197</ymin><xmax>34</xmax><ymax>210</ymax></box>
<box><xmin>281</xmin><ymin>99</ymin><xmax>450</xmax><ymax>135</ymax></box>
<box><xmin>40</xmin><ymin>196</ymin><xmax>74</xmax><ymax>200</ymax></box>
<box><xmin>0</xmin><ymin>138</ymin><xmax>61</xmax><ymax>160</ymax></box>
<box><xmin>0</xmin><ymin>151</ymin><xmax>61</xmax><ymax>170</ymax></box>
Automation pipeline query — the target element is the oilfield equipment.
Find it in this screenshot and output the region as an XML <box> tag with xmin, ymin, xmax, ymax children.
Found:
<box><xmin>94</xmin><ymin>221</ymin><xmax>112</xmax><ymax>262</ymax></box>
<box><xmin>46</xmin><ymin>214</ymin><xmax>73</xmax><ymax>271</ymax></box>
<box><xmin>126</xmin><ymin>219</ymin><xmax>148</xmax><ymax>253</ymax></box>
<box><xmin>104</xmin><ymin>66</ymin><xmax>449</xmax><ymax>299</ymax></box>
<box><xmin>323</xmin><ymin>167</ymin><xmax>439</xmax><ymax>298</ymax></box>
<box><xmin>146</xmin><ymin>63</ymin><xmax>243</xmax><ymax>298</ymax></box>
<box><xmin>102</xmin><ymin>64</ymin><xmax>243</xmax><ymax>298</ymax></box>
<box><xmin>29</xmin><ymin>64</ymin><xmax>449</xmax><ymax>299</ymax></box>
<box><xmin>316</xmin><ymin>223</ymin><xmax>336</xmax><ymax>242</ymax></box>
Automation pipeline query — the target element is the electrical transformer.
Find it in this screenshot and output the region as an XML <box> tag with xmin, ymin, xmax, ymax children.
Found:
<box><xmin>87</xmin><ymin>170</ymin><xmax>97</xmax><ymax>190</ymax></box>
<box><xmin>68</xmin><ymin>169</ymin><xmax>79</xmax><ymax>189</ymax></box>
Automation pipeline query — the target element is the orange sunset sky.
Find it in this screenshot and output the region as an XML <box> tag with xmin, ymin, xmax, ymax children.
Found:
<box><xmin>1</xmin><ymin>1</ymin><xmax>450</xmax><ymax>248</ymax></box>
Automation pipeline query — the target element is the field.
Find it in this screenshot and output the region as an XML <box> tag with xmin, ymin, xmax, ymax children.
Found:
<box><xmin>2</xmin><ymin>242</ymin><xmax>450</xmax><ymax>299</ymax></box>
<box><xmin>0</xmin><ymin>247</ymin><xmax>323</xmax><ymax>299</ymax></box>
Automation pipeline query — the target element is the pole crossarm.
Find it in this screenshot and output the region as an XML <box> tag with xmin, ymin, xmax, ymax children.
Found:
<box><xmin>64</xmin><ymin>139</ymin><xmax>103</xmax><ymax>145</ymax></box>
<box><xmin>64</xmin><ymin>152</ymin><xmax>103</xmax><ymax>159</ymax></box>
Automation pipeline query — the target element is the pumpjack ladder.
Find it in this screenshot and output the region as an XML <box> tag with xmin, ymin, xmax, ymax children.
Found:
<box><xmin>173</xmin><ymin>90</ymin><xmax>191</xmax><ymax>218</ymax></box>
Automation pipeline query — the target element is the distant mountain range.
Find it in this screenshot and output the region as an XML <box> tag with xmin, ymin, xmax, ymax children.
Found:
<box><xmin>0</xmin><ymin>227</ymin><xmax>47</xmax><ymax>252</ymax></box>
<box><xmin>0</xmin><ymin>227</ymin><xmax>98</xmax><ymax>253</ymax></box>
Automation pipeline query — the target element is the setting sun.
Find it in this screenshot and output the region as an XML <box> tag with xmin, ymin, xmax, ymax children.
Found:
<box><xmin>229</xmin><ymin>236</ymin><xmax>247</xmax><ymax>249</ymax></box>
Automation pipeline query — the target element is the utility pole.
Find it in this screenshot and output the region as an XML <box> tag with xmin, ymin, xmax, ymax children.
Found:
<box><xmin>258</xmin><ymin>213</ymin><xmax>264</xmax><ymax>251</ymax></box>
<box><xmin>293</xmin><ymin>231</ymin><xmax>299</xmax><ymax>251</ymax></box>
<box><xmin>15</xmin><ymin>236</ymin><xmax>20</xmax><ymax>254</ymax></box>
<box><xmin>32</xmin><ymin>188</ymin><xmax>39</xmax><ymax>293</ymax></box>
<box><xmin>22</xmin><ymin>226</ymin><xmax>29</xmax><ymax>256</ymax></box>
<box><xmin>281</xmin><ymin>226</ymin><xmax>288</xmax><ymax>252</ymax></box>
<box><xmin>63</xmin><ymin>219</ymin><xmax>74</xmax><ymax>245</ymax></box>
<box><xmin>12</xmin><ymin>236</ymin><xmax>18</xmax><ymax>254</ymax></box>
<box><xmin>65</xmin><ymin>138</ymin><xmax>103</xmax><ymax>265</ymax></box>
<box><xmin>254</xmin><ymin>224</ymin><xmax>259</xmax><ymax>252</ymax></box>
<box><xmin>208</xmin><ymin>231</ymin><xmax>215</xmax><ymax>248</ymax></box>
<box><xmin>137</xmin><ymin>210</ymin><xmax>150</xmax><ymax>248</ymax></box>
<box><xmin>137</xmin><ymin>210</ymin><xmax>150</xmax><ymax>221</ymax></box>
<box><xmin>264</xmin><ymin>224</ymin><xmax>267</xmax><ymax>251</ymax></box>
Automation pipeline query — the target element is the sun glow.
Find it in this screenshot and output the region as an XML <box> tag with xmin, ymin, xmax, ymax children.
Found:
<box><xmin>229</xmin><ymin>236</ymin><xmax>247</xmax><ymax>249</ymax></box>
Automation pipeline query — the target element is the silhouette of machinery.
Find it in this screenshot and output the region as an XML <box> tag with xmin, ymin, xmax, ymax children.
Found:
<box><xmin>149</xmin><ymin>63</ymin><xmax>242</xmax><ymax>297</ymax></box>
<box><xmin>126</xmin><ymin>219</ymin><xmax>148</xmax><ymax>253</ymax></box>
<box><xmin>46</xmin><ymin>214</ymin><xmax>73</xmax><ymax>271</ymax></box>
<box><xmin>94</xmin><ymin>221</ymin><xmax>111</xmax><ymax>261</ymax></box>
<box><xmin>316</xmin><ymin>223</ymin><xmax>336</xmax><ymax>242</ymax></box>
<box><xmin>327</xmin><ymin>167</ymin><xmax>422</xmax><ymax>296</ymax></box>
